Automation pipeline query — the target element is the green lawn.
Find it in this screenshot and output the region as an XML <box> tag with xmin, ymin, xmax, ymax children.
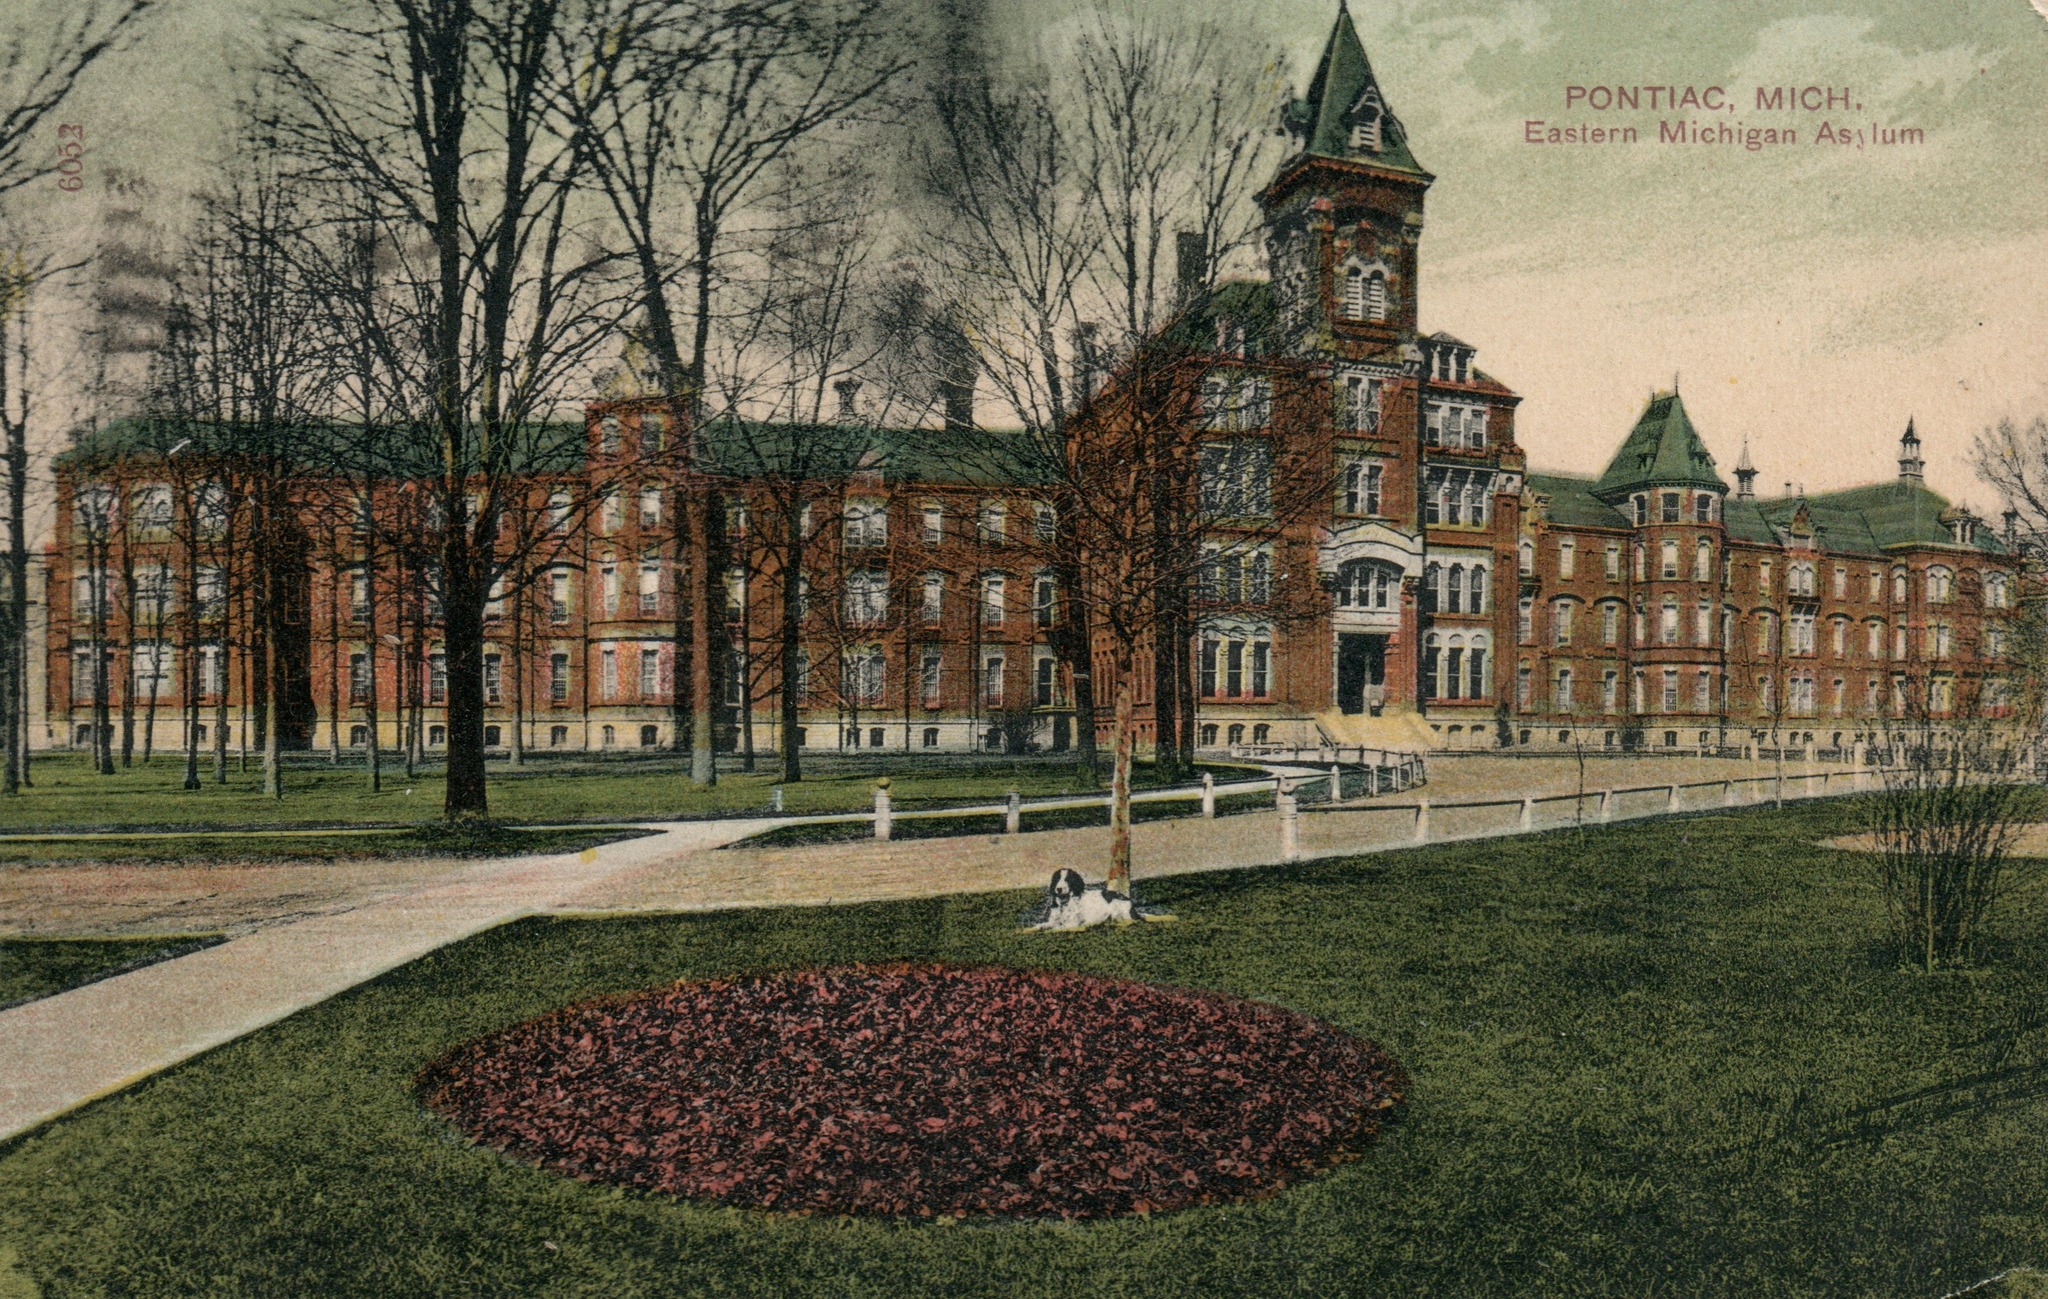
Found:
<box><xmin>0</xmin><ymin>754</ymin><xmax>1234</xmax><ymax>832</ymax></box>
<box><xmin>0</xmin><ymin>825</ymin><xmax>649</xmax><ymax>866</ymax></box>
<box><xmin>0</xmin><ymin>935</ymin><xmax>224</xmax><ymax>1009</ymax></box>
<box><xmin>2</xmin><ymin>798</ymin><xmax>2045</xmax><ymax>1296</ymax></box>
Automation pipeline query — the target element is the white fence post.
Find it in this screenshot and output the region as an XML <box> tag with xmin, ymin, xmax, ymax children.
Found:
<box><xmin>1201</xmin><ymin>771</ymin><xmax>1216</xmax><ymax>819</ymax></box>
<box><xmin>1277</xmin><ymin>781</ymin><xmax>1300</xmax><ymax>861</ymax></box>
<box><xmin>873</xmin><ymin>780</ymin><xmax>892</xmax><ymax>841</ymax></box>
<box><xmin>1329</xmin><ymin>764</ymin><xmax>1343</xmax><ymax>804</ymax></box>
<box><xmin>1414</xmin><ymin>799</ymin><xmax>1430</xmax><ymax>842</ymax></box>
<box><xmin>1005</xmin><ymin>790</ymin><xmax>1021</xmax><ymax>834</ymax></box>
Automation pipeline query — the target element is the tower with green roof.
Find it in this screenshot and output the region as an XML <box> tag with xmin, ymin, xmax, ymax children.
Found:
<box><xmin>1262</xmin><ymin>0</ymin><xmax>1432</xmax><ymax>358</ymax></box>
<box><xmin>1592</xmin><ymin>391</ymin><xmax>1730</xmax><ymax>521</ymax></box>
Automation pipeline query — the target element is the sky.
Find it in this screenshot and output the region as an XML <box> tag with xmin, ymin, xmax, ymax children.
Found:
<box><xmin>18</xmin><ymin>0</ymin><xmax>2048</xmax><ymax>513</ymax></box>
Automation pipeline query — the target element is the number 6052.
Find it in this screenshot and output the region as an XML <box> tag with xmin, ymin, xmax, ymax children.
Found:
<box><xmin>55</xmin><ymin>124</ymin><xmax>83</xmax><ymax>191</ymax></box>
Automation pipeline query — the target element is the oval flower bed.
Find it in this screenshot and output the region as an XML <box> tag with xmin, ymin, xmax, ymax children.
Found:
<box><xmin>418</xmin><ymin>962</ymin><xmax>1406</xmax><ymax>1220</ymax></box>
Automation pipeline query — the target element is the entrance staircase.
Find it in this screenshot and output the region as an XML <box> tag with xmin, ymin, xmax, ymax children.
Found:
<box><xmin>1315</xmin><ymin>707</ymin><xmax>1435</xmax><ymax>754</ymax></box>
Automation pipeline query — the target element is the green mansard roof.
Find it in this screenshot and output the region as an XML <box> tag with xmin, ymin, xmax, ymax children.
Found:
<box><xmin>57</xmin><ymin>416</ymin><xmax>1054</xmax><ymax>489</ymax></box>
<box><xmin>1592</xmin><ymin>392</ymin><xmax>1727</xmax><ymax>498</ymax></box>
<box><xmin>1724</xmin><ymin>481</ymin><xmax>2011</xmax><ymax>557</ymax></box>
<box><xmin>1280</xmin><ymin>3</ymin><xmax>1427</xmax><ymax>177</ymax></box>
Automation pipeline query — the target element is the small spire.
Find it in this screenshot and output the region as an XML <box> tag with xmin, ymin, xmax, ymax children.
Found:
<box><xmin>1898</xmin><ymin>418</ymin><xmax>1924</xmax><ymax>482</ymax></box>
<box><xmin>1734</xmin><ymin>435</ymin><xmax>1756</xmax><ymax>499</ymax></box>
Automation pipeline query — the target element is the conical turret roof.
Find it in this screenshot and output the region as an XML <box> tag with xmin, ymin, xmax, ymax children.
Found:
<box><xmin>1593</xmin><ymin>392</ymin><xmax>1727</xmax><ymax>498</ymax></box>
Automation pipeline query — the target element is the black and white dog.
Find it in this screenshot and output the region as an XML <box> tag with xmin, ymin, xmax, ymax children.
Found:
<box><xmin>1022</xmin><ymin>867</ymin><xmax>1167</xmax><ymax>931</ymax></box>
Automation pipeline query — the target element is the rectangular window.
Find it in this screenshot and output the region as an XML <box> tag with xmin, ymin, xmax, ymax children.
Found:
<box><xmin>845</xmin><ymin>500</ymin><xmax>887</xmax><ymax>547</ymax></box>
<box><xmin>921</xmin><ymin>649</ymin><xmax>942</xmax><ymax>707</ymax></box>
<box><xmin>844</xmin><ymin>570</ymin><xmax>887</xmax><ymax>625</ymax></box>
<box><xmin>600</xmin><ymin>648</ymin><xmax>618</xmax><ymax>700</ymax></box>
<box><xmin>1604</xmin><ymin>542</ymin><xmax>1621</xmax><ymax>581</ymax></box>
<box><xmin>600</xmin><ymin>565</ymin><xmax>619</xmax><ymax>617</ymax></box>
<box><xmin>1695</xmin><ymin>541</ymin><xmax>1712</xmax><ymax>582</ymax></box>
<box><xmin>1696</xmin><ymin>600</ymin><xmax>1712</xmax><ymax>646</ymax></box>
<box><xmin>1553</xmin><ymin>602</ymin><xmax>1572</xmax><ymax>646</ymax></box>
<box><xmin>550</xmin><ymin>653</ymin><xmax>570</xmax><ymax>702</ymax></box>
<box><xmin>922</xmin><ymin>503</ymin><xmax>944</xmax><ymax>545</ymax></box>
<box><xmin>1518</xmin><ymin>597</ymin><xmax>1534</xmax><ymax>644</ymax></box>
<box><xmin>428</xmin><ymin>652</ymin><xmax>448</xmax><ymax>704</ymax></box>
<box><xmin>1759</xmin><ymin>561</ymin><xmax>1772</xmax><ymax>594</ymax></box>
<box><xmin>1601</xmin><ymin>670</ymin><xmax>1618</xmax><ymax>712</ymax></box>
<box><xmin>1695</xmin><ymin>494</ymin><xmax>1713</xmax><ymax>523</ymax></box>
<box><xmin>1660</xmin><ymin>600</ymin><xmax>1678</xmax><ymax>644</ymax></box>
<box><xmin>350</xmin><ymin>652</ymin><xmax>370</xmax><ymax>702</ymax></box>
<box><xmin>1033</xmin><ymin>503</ymin><xmax>1055</xmax><ymax>543</ymax></box>
<box><xmin>844</xmin><ymin>648</ymin><xmax>885</xmax><ymax>705</ymax></box>
<box><xmin>639</xmin><ymin>487</ymin><xmax>661</xmax><ymax>530</ymax></box>
<box><xmin>922</xmin><ymin>573</ymin><xmax>944</xmax><ymax>624</ymax></box>
<box><xmin>600</xmin><ymin>491</ymin><xmax>622</xmax><ymax>535</ymax></box>
<box><xmin>1200</xmin><ymin>638</ymin><xmax>1219</xmax><ymax>697</ymax></box>
<box><xmin>1036</xmin><ymin>656</ymin><xmax>1057</xmax><ymax>707</ymax></box>
<box><xmin>483</xmin><ymin>653</ymin><xmax>502</xmax><ymax>704</ymax></box>
<box><xmin>1601</xmin><ymin>602</ymin><xmax>1619</xmax><ymax>645</ymax></box>
<box><xmin>982</xmin><ymin>574</ymin><xmax>1005</xmax><ymax>627</ymax></box>
<box><xmin>1660</xmin><ymin>540</ymin><xmax>1678</xmax><ymax>579</ymax></box>
<box><xmin>130</xmin><ymin>641</ymin><xmax>173</xmax><ymax>699</ymax></box>
<box><xmin>981</xmin><ymin>653</ymin><xmax>1004</xmax><ymax>707</ymax></box>
<box><xmin>1198</xmin><ymin>440</ymin><xmax>1274</xmax><ymax>518</ymax></box>
<box><xmin>549</xmin><ymin>569</ymin><xmax>570</xmax><ymax>624</ymax></box>
<box><xmin>1558</xmin><ymin>538</ymin><xmax>1576</xmax><ymax>579</ymax></box>
<box><xmin>1661</xmin><ymin>668</ymin><xmax>1679</xmax><ymax>712</ymax></box>
<box><xmin>1034</xmin><ymin>573</ymin><xmax>1056</xmax><ymax>627</ymax></box>
<box><xmin>1695</xmin><ymin>670</ymin><xmax>1711</xmax><ymax>712</ymax></box>
<box><xmin>640</xmin><ymin>561</ymin><xmax>660</xmax><ymax>614</ymax></box>
<box><xmin>978</xmin><ymin>501</ymin><xmax>1006</xmax><ymax>544</ymax></box>
<box><xmin>1660</xmin><ymin>492</ymin><xmax>1680</xmax><ymax>523</ymax></box>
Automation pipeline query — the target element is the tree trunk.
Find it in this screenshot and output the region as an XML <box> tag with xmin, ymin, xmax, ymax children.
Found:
<box><xmin>688</xmin><ymin>489</ymin><xmax>715</xmax><ymax>785</ymax></box>
<box><xmin>441</xmin><ymin>556</ymin><xmax>489</xmax><ymax>820</ymax></box>
<box><xmin>1108</xmin><ymin>662</ymin><xmax>1135</xmax><ymax>895</ymax></box>
<box><xmin>780</xmin><ymin>511</ymin><xmax>804</xmax><ymax>784</ymax></box>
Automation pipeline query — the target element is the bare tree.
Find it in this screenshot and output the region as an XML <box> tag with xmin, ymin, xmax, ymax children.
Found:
<box><xmin>0</xmin><ymin>0</ymin><xmax>155</xmax><ymax>196</ymax></box>
<box><xmin>276</xmin><ymin>0</ymin><xmax>634</xmax><ymax>820</ymax></box>
<box><xmin>567</xmin><ymin>0</ymin><xmax>909</xmax><ymax>786</ymax></box>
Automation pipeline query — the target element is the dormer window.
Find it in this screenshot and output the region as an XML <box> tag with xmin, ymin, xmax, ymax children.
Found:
<box><xmin>1349</xmin><ymin>113</ymin><xmax>1381</xmax><ymax>152</ymax></box>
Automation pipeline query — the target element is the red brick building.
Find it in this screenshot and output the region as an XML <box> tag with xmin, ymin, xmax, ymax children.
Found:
<box><xmin>40</xmin><ymin>6</ymin><xmax>2022</xmax><ymax>760</ymax></box>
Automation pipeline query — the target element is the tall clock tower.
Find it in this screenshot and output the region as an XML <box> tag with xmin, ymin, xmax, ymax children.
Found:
<box><xmin>1266</xmin><ymin>3</ymin><xmax>1523</xmax><ymax>748</ymax></box>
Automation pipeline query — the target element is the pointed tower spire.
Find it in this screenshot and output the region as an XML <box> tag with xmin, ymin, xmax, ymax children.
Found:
<box><xmin>1734</xmin><ymin>436</ymin><xmax>1756</xmax><ymax>499</ymax></box>
<box><xmin>1898</xmin><ymin>418</ymin><xmax>1924</xmax><ymax>481</ymax></box>
<box><xmin>1280</xmin><ymin>3</ymin><xmax>1426</xmax><ymax>174</ymax></box>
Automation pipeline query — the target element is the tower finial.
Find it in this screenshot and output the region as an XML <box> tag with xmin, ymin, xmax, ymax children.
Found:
<box><xmin>1898</xmin><ymin>417</ymin><xmax>1924</xmax><ymax>482</ymax></box>
<box><xmin>1734</xmin><ymin>435</ymin><xmax>1757</xmax><ymax>500</ymax></box>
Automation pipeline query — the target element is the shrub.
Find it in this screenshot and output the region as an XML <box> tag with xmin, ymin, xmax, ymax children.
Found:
<box><xmin>1867</xmin><ymin>728</ymin><xmax>2032</xmax><ymax>971</ymax></box>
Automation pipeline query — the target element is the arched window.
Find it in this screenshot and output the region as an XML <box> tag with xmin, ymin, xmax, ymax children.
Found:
<box><xmin>1470</xmin><ymin>565</ymin><xmax>1488</xmax><ymax>613</ymax></box>
<box><xmin>1467</xmin><ymin>640</ymin><xmax>1488</xmax><ymax>699</ymax></box>
<box><xmin>1984</xmin><ymin>572</ymin><xmax>2009</xmax><ymax>608</ymax></box>
<box><xmin>1423</xmin><ymin>561</ymin><xmax>1442</xmax><ymax>611</ymax></box>
<box><xmin>1334</xmin><ymin>559</ymin><xmax>1397</xmax><ymax>610</ymax></box>
<box><xmin>1926</xmin><ymin>565</ymin><xmax>1953</xmax><ymax>603</ymax></box>
<box><xmin>1343</xmin><ymin>267</ymin><xmax>1365</xmax><ymax>319</ymax></box>
<box><xmin>1518</xmin><ymin>538</ymin><xmax>1534</xmax><ymax>575</ymax></box>
<box><xmin>1447</xmin><ymin>564</ymin><xmax>1465</xmax><ymax>614</ymax></box>
<box><xmin>1366</xmin><ymin>271</ymin><xmax>1387</xmax><ymax>322</ymax></box>
<box><xmin>1200</xmin><ymin>723</ymin><xmax>1219</xmax><ymax>746</ymax></box>
<box><xmin>1892</xmin><ymin>567</ymin><xmax>1908</xmax><ymax>603</ymax></box>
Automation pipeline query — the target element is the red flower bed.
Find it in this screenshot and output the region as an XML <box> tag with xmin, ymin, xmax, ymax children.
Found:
<box><xmin>418</xmin><ymin>962</ymin><xmax>1405</xmax><ymax>1219</ymax></box>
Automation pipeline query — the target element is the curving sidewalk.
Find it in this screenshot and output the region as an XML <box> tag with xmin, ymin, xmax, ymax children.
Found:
<box><xmin>0</xmin><ymin>820</ymin><xmax>770</xmax><ymax>1143</ymax></box>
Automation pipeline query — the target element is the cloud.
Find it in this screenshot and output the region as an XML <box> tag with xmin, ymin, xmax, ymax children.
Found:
<box><xmin>1723</xmin><ymin>15</ymin><xmax>1995</xmax><ymax>113</ymax></box>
